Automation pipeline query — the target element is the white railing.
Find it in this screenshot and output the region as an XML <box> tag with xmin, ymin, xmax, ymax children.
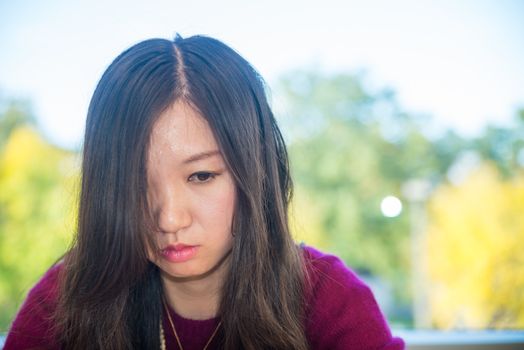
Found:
<box><xmin>396</xmin><ymin>330</ymin><xmax>524</xmax><ymax>350</ymax></box>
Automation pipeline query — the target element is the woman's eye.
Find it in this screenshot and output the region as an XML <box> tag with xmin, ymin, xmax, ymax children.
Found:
<box><xmin>188</xmin><ymin>172</ymin><xmax>216</xmax><ymax>183</ymax></box>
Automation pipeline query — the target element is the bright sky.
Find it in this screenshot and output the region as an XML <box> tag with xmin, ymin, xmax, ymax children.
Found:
<box><xmin>1</xmin><ymin>0</ymin><xmax>523</xmax><ymax>149</ymax></box>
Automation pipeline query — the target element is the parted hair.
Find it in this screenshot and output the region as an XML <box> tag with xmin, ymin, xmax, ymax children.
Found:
<box><xmin>55</xmin><ymin>35</ymin><xmax>309</xmax><ymax>349</ymax></box>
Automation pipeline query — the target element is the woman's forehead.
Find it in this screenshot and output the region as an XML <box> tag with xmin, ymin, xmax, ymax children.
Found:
<box><xmin>147</xmin><ymin>101</ymin><xmax>220</xmax><ymax>164</ymax></box>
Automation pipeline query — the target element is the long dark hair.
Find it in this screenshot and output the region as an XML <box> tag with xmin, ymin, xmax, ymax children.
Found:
<box><xmin>55</xmin><ymin>35</ymin><xmax>308</xmax><ymax>349</ymax></box>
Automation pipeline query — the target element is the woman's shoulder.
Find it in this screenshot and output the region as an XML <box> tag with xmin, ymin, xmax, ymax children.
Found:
<box><xmin>31</xmin><ymin>261</ymin><xmax>63</xmax><ymax>293</ymax></box>
<box><xmin>300</xmin><ymin>244</ymin><xmax>405</xmax><ymax>350</ymax></box>
<box><xmin>302</xmin><ymin>244</ymin><xmax>358</xmax><ymax>276</ymax></box>
<box><xmin>301</xmin><ymin>244</ymin><xmax>369</xmax><ymax>293</ymax></box>
<box><xmin>22</xmin><ymin>262</ymin><xmax>63</xmax><ymax>312</ymax></box>
<box><xmin>3</xmin><ymin>262</ymin><xmax>63</xmax><ymax>350</ymax></box>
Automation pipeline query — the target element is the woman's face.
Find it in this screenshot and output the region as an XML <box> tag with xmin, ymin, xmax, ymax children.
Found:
<box><xmin>146</xmin><ymin>101</ymin><xmax>236</xmax><ymax>281</ymax></box>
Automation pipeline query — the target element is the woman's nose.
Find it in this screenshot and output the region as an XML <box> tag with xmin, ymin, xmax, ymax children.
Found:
<box><xmin>156</xmin><ymin>194</ymin><xmax>192</xmax><ymax>234</ymax></box>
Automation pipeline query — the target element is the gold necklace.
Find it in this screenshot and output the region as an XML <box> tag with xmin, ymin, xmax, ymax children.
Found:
<box><xmin>161</xmin><ymin>297</ymin><xmax>222</xmax><ymax>350</ymax></box>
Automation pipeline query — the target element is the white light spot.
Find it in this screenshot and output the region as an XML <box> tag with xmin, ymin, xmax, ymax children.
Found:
<box><xmin>381</xmin><ymin>196</ymin><xmax>403</xmax><ymax>218</ymax></box>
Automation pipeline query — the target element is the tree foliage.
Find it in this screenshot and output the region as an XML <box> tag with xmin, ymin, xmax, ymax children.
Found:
<box><xmin>276</xmin><ymin>70</ymin><xmax>452</xmax><ymax>320</ymax></box>
<box><xmin>427</xmin><ymin>164</ymin><xmax>524</xmax><ymax>328</ymax></box>
<box><xmin>0</xmin><ymin>100</ymin><xmax>36</xmax><ymax>150</ymax></box>
<box><xmin>275</xmin><ymin>69</ymin><xmax>524</xmax><ymax>327</ymax></box>
<box><xmin>0</xmin><ymin>113</ymin><xmax>78</xmax><ymax>331</ymax></box>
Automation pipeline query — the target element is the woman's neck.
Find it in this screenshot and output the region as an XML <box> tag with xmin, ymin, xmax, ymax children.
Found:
<box><xmin>162</xmin><ymin>274</ymin><xmax>222</xmax><ymax>320</ymax></box>
<box><xmin>160</xmin><ymin>256</ymin><xmax>230</xmax><ymax>320</ymax></box>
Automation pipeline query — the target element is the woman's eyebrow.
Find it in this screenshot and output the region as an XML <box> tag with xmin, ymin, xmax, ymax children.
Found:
<box><xmin>183</xmin><ymin>150</ymin><xmax>221</xmax><ymax>164</ymax></box>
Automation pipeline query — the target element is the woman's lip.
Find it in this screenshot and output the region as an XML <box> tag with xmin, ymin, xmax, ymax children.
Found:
<box><xmin>160</xmin><ymin>245</ymin><xmax>198</xmax><ymax>263</ymax></box>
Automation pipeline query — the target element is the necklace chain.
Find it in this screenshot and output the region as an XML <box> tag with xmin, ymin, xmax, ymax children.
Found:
<box><xmin>161</xmin><ymin>297</ymin><xmax>222</xmax><ymax>350</ymax></box>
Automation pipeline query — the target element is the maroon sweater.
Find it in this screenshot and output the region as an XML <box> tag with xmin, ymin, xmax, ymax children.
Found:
<box><xmin>4</xmin><ymin>246</ymin><xmax>405</xmax><ymax>349</ymax></box>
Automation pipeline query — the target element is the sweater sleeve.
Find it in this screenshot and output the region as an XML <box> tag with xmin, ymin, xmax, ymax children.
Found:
<box><xmin>3</xmin><ymin>264</ymin><xmax>62</xmax><ymax>350</ymax></box>
<box><xmin>304</xmin><ymin>246</ymin><xmax>405</xmax><ymax>350</ymax></box>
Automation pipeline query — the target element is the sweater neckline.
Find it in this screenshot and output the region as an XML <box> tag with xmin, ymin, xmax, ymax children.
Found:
<box><xmin>165</xmin><ymin>301</ymin><xmax>221</xmax><ymax>325</ymax></box>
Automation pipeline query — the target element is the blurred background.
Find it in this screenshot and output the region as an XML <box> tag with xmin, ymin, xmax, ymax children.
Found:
<box><xmin>1</xmin><ymin>0</ymin><xmax>523</xmax><ymax>338</ymax></box>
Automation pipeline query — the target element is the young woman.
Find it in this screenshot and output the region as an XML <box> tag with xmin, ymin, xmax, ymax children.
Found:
<box><xmin>4</xmin><ymin>35</ymin><xmax>405</xmax><ymax>350</ymax></box>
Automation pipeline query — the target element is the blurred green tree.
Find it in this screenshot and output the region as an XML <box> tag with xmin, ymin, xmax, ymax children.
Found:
<box><xmin>472</xmin><ymin>109</ymin><xmax>524</xmax><ymax>177</ymax></box>
<box><xmin>274</xmin><ymin>70</ymin><xmax>458</xmax><ymax>322</ymax></box>
<box><xmin>0</xmin><ymin>102</ymin><xmax>78</xmax><ymax>331</ymax></box>
<box><xmin>275</xmin><ymin>70</ymin><xmax>522</xmax><ymax>326</ymax></box>
<box><xmin>0</xmin><ymin>100</ymin><xmax>36</xmax><ymax>150</ymax></box>
<box><xmin>427</xmin><ymin>163</ymin><xmax>524</xmax><ymax>328</ymax></box>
